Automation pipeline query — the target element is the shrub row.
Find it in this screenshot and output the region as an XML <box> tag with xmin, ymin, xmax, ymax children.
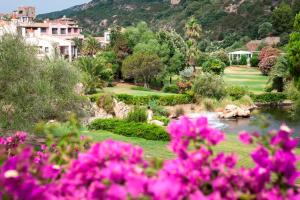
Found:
<box><xmin>89</xmin><ymin>119</ymin><xmax>170</xmax><ymax>141</ymax></box>
<box><xmin>250</xmin><ymin>93</ymin><xmax>287</xmax><ymax>103</ymax></box>
<box><xmin>115</xmin><ymin>94</ymin><xmax>192</xmax><ymax>106</ymax></box>
<box><xmin>89</xmin><ymin>93</ymin><xmax>192</xmax><ymax>106</ymax></box>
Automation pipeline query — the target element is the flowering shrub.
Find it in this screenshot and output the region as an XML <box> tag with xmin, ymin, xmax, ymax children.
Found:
<box><xmin>259</xmin><ymin>47</ymin><xmax>281</xmax><ymax>61</ymax></box>
<box><xmin>0</xmin><ymin>132</ymin><xmax>27</xmax><ymax>156</ymax></box>
<box><xmin>0</xmin><ymin>117</ymin><xmax>299</xmax><ymax>199</ymax></box>
<box><xmin>259</xmin><ymin>56</ymin><xmax>277</xmax><ymax>75</ymax></box>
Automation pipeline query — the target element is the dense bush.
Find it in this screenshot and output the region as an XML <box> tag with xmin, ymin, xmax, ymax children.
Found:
<box><xmin>127</xmin><ymin>107</ymin><xmax>147</xmax><ymax>123</ymax></box>
<box><xmin>122</xmin><ymin>52</ymin><xmax>163</xmax><ymax>88</ymax></box>
<box><xmin>192</xmin><ymin>72</ymin><xmax>226</xmax><ymax>100</ymax></box>
<box><xmin>239</xmin><ymin>55</ymin><xmax>248</xmax><ymax>65</ymax></box>
<box><xmin>96</xmin><ymin>93</ymin><xmax>114</xmax><ymax>114</ymax></box>
<box><xmin>115</xmin><ymin>94</ymin><xmax>193</xmax><ymax>106</ymax></box>
<box><xmin>210</xmin><ymin>50</ymin><xmax>230</xmax><ymax>66</ymax></box>
<box><xmin>226</xmin><ymin>85</ymin><xmax>249</xmax><ymax>100</ymax></box>
<box><xmin>259</xmin><ymin>56</ymin><xmax>277</xmax><ymax>75</ymax></box>
<box><xmin>162</xmin><ymin>84</ymin><xmax>179</xmax><ymax>93</ymax></box>
<box><xmin>0</xmin><ymin>35</ymin><xmax>85</xmax><ymax>130</ymax></box>
<box><xmin>250</xmin><ymin>92</ymin><xmax>287</xmax><ymax>103</ymax></box>
<box><xmin>202</xmin><ymin>58</ymin><xmax>226</xmax><ymax>75</ymax></box>
<box><xmin>267</xmin><ymin>55</ymin><xmax>290</xmax><ymax>92</ymax></box>
<box><xmin>250</xmin><ymin>54</ymin><xmax>260</xmax><ymax>67</ymax></box>
<box><xmin>1</xmin><ymin>117</ymin><xmax>299</xmax><ymax>199</ymax></box>
<box><xmin>259</xmin><ymin>47</ymin><xmax>281</xmax><ymax>61</ymax></box>
<box><xmin>89</xmin><ymin>119</ymin><xmax>169</xmax><ymax>141</ymax></box>
<box><xmin>148</xmin><ymin>100</ymin><xmax>169</xmax><ymax>117</ymax></box>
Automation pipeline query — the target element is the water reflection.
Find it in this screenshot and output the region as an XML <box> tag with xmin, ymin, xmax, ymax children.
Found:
<box><xmin>188</xmin><ymin>108</ymin><xmax>300</xmax><ymax>137</ymax></box>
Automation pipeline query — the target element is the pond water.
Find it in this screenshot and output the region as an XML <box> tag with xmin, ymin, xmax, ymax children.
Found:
<box><xmin>188</xmin><ymin>108</ymin><xmax>300</xmax><ymax>138</ymax></box>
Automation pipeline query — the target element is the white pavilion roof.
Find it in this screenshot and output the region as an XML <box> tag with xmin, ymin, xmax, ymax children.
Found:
<box><xmin>228</xmin><ymin>50</ymin><xmax>252</xmax><ymax>55</ymax></box>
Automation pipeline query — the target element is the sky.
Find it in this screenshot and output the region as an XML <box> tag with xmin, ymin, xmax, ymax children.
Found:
<box><xmin>0</xmin><ymin>0</ymin><xmax>90</xmax><ymax>14</ymax></box>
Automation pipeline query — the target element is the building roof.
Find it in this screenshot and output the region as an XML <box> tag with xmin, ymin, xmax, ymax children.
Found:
<box><xmin>19</xmin><ymin>22</ymin><xmax>49</xmax><ymax>28</ymax></box>
<box><xmin>228</xmin><ymin>50</ymin><xmax>252</xmax><ymax>55</ymax></box>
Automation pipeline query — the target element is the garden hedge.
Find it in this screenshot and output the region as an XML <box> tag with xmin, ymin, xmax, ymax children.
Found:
<box><xmin>89</xmin><ymin>119</ymin><xmax>170</xmax><ymax>141</ymax></box>
<box><xmin>250</xmin><ymin>93</ymin><xmax>287</xmax><ymax>103</ymax></box>
<box><xmin>115</xmin><ymin>94</ymin><xmax>192</xmax><ymax>106</ymax></box>
<box><xmin>89</xmin><ymin>93</ymin><xmax>193</xmax><ymax>106</ymax></box>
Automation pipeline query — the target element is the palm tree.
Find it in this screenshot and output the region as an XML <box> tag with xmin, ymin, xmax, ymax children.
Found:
<box><xmin>185</xmin><ymin>17</ymin><xmax>202</xmax><ymax>71</ymax></box>
<box><xmin>186</xmin><ymin>42</ymin><xmax>200</xmax><ymax>71</ymax></box>
<box><xmin>82</xmin><ymin>36</ymin><xmax>100</xmax><ymax>56</ymax></box>
<box><xmin>72</xmin><ymin>37</ymin><xmax>83</xmax><ymax>54</ymax></box>
<box><xmin>185</xmin><ymin>16</ymin><xmax>202</xmax><ymax>42</ymax></box>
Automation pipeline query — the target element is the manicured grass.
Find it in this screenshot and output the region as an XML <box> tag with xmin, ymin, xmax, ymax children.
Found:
<box><xmin>103</xmin><ymin>84</ymin><xmax>175</xmax><ymax>96</ymax></box>
<box><xmin>224</xmin><ymin>66</ymin><xmax>268</xmax><ymax>93</ymax></box>
<box><xmin>83</xmin><ymin>130</ymin><xmax>173</xmax><ymax>159</ymax></box>
<box><xmin>84</xmin><ymin>130</ymin><xmax>258</xmax><ymax>168</ymax></box>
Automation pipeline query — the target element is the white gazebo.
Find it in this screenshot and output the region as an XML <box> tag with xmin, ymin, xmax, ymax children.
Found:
<box><xmin>228</xmin><ymin>50</ymin><xmax>253</xmax><ymax>66</ymax></box>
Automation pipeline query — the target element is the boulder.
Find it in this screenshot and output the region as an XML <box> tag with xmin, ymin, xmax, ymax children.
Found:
<box><xmin>150</xmin><ymin>120</ymin><xmax>165</xmax><ymax>126</ymax></box>
<box><xmin>218</xmin><ymin>104</ymin><xmax>251</xmax><ymax>119</ymax></box>
<box><xmin>113</xmin><ymin>99</ymin><xmax>131</xmax><ymax>119</ymax></box>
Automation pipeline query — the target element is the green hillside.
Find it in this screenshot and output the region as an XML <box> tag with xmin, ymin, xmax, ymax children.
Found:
<box><xmin>38</xmin><ymin>0</ymin><xmax>300</xmax><ymax>39</ymax></box>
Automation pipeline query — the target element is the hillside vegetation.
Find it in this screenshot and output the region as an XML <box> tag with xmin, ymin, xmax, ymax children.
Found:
<box><xmin>39</xmin><ymin>0</ymin><xmax>300</xmax><ymax>40</ymax></box>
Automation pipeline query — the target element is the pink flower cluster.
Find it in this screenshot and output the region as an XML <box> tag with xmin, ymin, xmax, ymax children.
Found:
<box><xmin>0</xmin><ymin>132</ymin><xmax>27</xmax><ymax>156</ymax></box>
<box><xmin>0</xmin><ymin>117</ymin><xmax>299</xmax><ymax>199</ymax></box>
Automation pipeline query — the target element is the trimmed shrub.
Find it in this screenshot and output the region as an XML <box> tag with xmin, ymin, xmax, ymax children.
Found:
<box><xmin>192</xmin><ymin>72</ymin><xmax>226</xmax><ymax>100</ymax></box>
<box><xmin>162</xmin><ymin>84</ymin><xmax>179</xmax><ymax>94</ymax></box>
<box><xmin>250</xmin><ymin>93</ymin><xmax>287</xmax><ymax>103</ymax></box>
<box><xmin>127</xmin><ymin>107</ymin><xmax>147</xmax><ymax>123</ymax></box>
<box><xmin>226</xmin><ymin>85</ymin><xmax>249</xmax><ymax>100</ymax></box>
<box><xmin>115</xmin><ymin>94</ymin><xmax>193</xmax><ymax>106</ymax></box>
<box><xmin>89</xmin><ymin>119</ymin><xmax>169</xmax><ymax>141</ymax></box>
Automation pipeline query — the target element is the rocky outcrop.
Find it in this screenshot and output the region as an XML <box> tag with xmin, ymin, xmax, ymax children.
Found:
<box><xmin>218</xmin><ymin>105</ymin><xmax>251</xmax><ymax>119</ymax></box>
<box><xmin>113</xmin><ymin>99</ymin><xmax>131</xmax><ymax>119</ymax></box>
<box><xmin>85</xmin><ymin>99</ymin><xmax>131</xmax><ymax>124</ymax></box>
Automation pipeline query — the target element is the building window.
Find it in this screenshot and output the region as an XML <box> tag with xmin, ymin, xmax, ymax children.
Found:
<box><xmin>45</xmin><ymin>47</ymin><xmax>49</xmax><ymax>53</ymax></box>
<box><xmin>61</xmin><ymin>28</ymin><xmax>66</xmax><ymax>34</ymax></box>
<box><xmin>68</xmin><ymin>28</ymin><xmax>72</xmax><ymax>33</ymax></box>
<box><xmin>41</xmin><ymin>28</ymin><xmax>47</xmax><ymax>33</ymax></box>
<box><xmin>52</xmin><ymin>28</ymin><xmax>58</xmax><ymax>35</ymax></box>
<box><xmin>74</xmin><ymin>28</ymin><xmax>78</xmax><ymax>33</ymax></box>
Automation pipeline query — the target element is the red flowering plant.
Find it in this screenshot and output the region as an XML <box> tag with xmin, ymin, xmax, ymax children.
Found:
<box><xmin>258</xmin><ymin>56</ymin><xmax>277</xmax><ymax>75</ymax></box>
<box><xmin>0</xmin><ymin>117</ymin><xmax>299</xmax><ymax>199</ymax></box>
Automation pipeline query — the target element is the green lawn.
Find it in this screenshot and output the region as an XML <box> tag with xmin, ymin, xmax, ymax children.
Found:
<box><xmin>83</xmin><ymin>130</ymin><xmax>174</xmax><ymax>159</ymax></box>
<box><xmin>103</xmin><ymin>84</ymin><xmax>175</xmax><ymax>96</ymax></box>
<box><xmin>84</xmin><ymin>130</ymin><xmax>259</xmax><ymax>168</ymax></box>
<box><xmin>224</xmin><ymin>66</ymin><xmax>268</xmax><ymax>93</ymax></box>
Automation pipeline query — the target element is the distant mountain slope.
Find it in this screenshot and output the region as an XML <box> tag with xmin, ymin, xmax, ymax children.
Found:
<box><xmin>38</xmin><ymin>0</ymin><xmax>298</xmax><ymax>39</ymax></box>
